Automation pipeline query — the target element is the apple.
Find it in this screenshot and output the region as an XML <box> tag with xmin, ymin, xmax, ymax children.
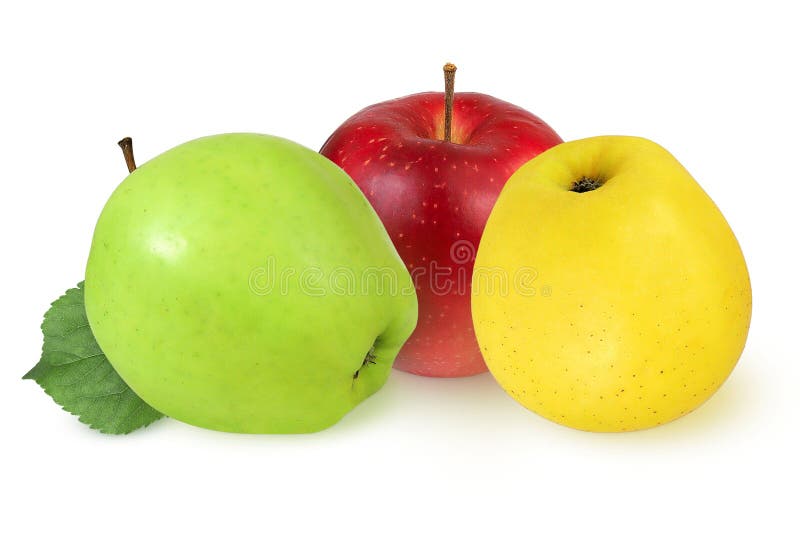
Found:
<box><xmin>472</xmin><ymin>136</ymin><xmax>751</xmax><ymax>432</ymax></box>
<box><xmin>85</xmin><ymin>134</ymin><xmax>418</xmax><ymax>433</ymax></box>
<box><xmin>321</xmin><ymin>64</ymin><xmax>562</xmax><ymax>377</ymax></box>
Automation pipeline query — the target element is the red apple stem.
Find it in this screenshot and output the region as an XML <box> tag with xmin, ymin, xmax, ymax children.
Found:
<box><xmin>443</xmin><ymin>63</ymin><xmax>457</xmax><ymax>142</ymax></box>
<box><xmin>117</xmin><ymin>137</ymin><xmax>137</xmax><ymax>172</ymax></box>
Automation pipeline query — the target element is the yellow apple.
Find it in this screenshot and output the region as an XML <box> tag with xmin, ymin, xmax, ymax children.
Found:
<box><xmin>472</xmin><ymin>136</ymin><xmax>751</xmax><ymax>432</ymax></box>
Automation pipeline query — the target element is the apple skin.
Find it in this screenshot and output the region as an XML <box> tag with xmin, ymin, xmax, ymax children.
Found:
<box><xmin>85</xmin><ymin>134</ymin><xmax>417</xmax><ymax>433</ymax></box>
<box><xmin>472</xmin><ymin>136</ymin><xmax>752</xmax><ymax>432</ymax></box>
<box><xmin>321</xmin><ymin>92</ymin><xmax>562</xmax><ymax>377</ymax></box>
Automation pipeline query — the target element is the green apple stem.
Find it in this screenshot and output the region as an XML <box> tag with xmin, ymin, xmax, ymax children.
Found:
<box><xmin>443</xmin><ymin>63</ymin><xmax>457</xmax><ymax>142</ymax></box>
<box><xmin>118</xmin><ymin>137</ymin><xmax>137</xmax><ymax>172</ymax></box>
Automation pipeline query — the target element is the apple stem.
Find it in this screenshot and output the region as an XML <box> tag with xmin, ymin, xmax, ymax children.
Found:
<box><xmin>117</xmin><ymin>137</ymin><xmax>137</xmax><ymax>172</ymax></box>
<box><xmin>571</xmin><ymin>176</ymin><xmax>605</xmax><ymax>193</ymax></box>
<box><xmin>443</xmin><ymin>63</ymin><xmax>457</xmax><ymax>142</ymax></box>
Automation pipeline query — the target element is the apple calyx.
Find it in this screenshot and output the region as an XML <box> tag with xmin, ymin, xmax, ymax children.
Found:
<box><xmin>118</xmin><ymin>137</ymin><xmax>137</xmax><ymax>172</ymax></box>
<box><xmin>443</xmin><ymin>63</ymin><xmax>457</xmax><ymax>142</ymax></box>
<box><xmin>571</xmin><ymin>177</ymin><xmax>605</xmax><ymax>193</ymax></box>
<box><xmin>353</xmin><ymin>345</ymin><xmax>378</xmax><ymax>380</ymax></box>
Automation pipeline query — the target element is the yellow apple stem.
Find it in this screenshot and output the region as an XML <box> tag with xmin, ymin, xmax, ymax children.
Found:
<box><xmin>571</xmin><ymin>176</ymin><xmax>604</xmax><ymax>193</ymax></box>
<box><xmin>443</xmin><ymin>63</ymin><xmax>457</xmax><ymax>142</ymax></box>
<box><xmin>117</xmin><ymin>137</ymin><xmax>137</xmax><ymax>172</ymax></box>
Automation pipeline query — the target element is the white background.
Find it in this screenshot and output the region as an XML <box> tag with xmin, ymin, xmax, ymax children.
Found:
<box><xmin>2</xmin><ymin>1</ymin><xmax>798</xmax><ymax>532</ymax></box>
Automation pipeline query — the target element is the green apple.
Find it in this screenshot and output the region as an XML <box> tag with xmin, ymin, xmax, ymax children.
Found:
<box><xmin>85</xmin><ymin>134</ymin><xmax>418</xmax><ymax>433</ymax></box>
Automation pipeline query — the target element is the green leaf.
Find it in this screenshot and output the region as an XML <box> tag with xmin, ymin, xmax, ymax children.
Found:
<box><xmin>24</xmin><ymin>282</ymin><xmax>164</xmax><ymax>434</ymax></box>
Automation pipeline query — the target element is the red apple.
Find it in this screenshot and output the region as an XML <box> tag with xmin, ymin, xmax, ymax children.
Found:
<box><xmin>321</xmin><ymin>65</ymin><xmax>562</xmax><ymax>377</ymax></box>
